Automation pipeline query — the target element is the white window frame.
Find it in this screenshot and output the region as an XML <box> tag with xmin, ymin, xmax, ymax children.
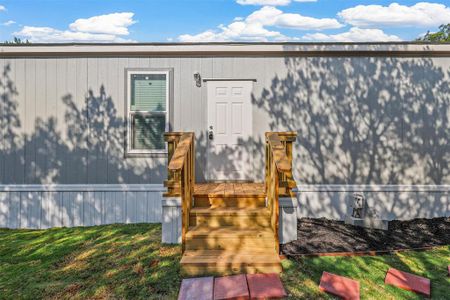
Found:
<box><xmin>126</xmin><ymin>70</ymin><xmax>170</xmax><ymax>155</ymax></box>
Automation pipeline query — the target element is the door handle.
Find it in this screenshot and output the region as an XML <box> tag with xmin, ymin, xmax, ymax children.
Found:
<box><xmin>208</xmin><ymin>126</ymin><xmax>214</xmax><ymax>140</ymax></box>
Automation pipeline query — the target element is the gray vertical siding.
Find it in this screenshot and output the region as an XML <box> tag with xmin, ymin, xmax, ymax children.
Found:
<box><xmin>0</xmin><ymin>55</ymin><xmax>449</xmax><ymax>185</ymax></box>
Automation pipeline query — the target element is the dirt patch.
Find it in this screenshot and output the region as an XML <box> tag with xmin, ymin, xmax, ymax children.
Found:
<box><xmin>282</xmin><ymin>217</ymin><xmax>450</xmax><ymax>256</ymax></box>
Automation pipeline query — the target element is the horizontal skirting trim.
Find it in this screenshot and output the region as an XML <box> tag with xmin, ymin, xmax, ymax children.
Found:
<box><xmin>294</xmin><ymin>184</ymin><xmax>450</xmax><ymax>193</ymax></box>
<box><xmin>0</xmin><ymin>184</ymin><xmax>166</xmax><ymax>192</ymax></box>
<box><xmin>1</xmin><ymin>184</ymin><xmax>447</xmax><ymax>193</ymax></box>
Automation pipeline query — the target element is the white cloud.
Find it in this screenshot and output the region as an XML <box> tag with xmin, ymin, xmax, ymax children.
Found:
<box><xmin>302</xmin><ymin>27</ymin><xmax>402</xmax><ymax>42</ymax></box>
<box><xmin>69</xmin><ymin>12</ymin><xmax>135</xmax><ymax>35</ymax></box>
<box><xmin>236</xmin><ymin>0</ymin><xmax>316</xmax><ymax>5</ymax></box>
<box><xmin>246</xmin><ymin>6</ymin><xmax>342</xmax><ymax>29</ymax></box>
<box><xmin>15</xmin><ymin>26</ymin><xmax>134</xmax><ymax>43</ymax></box>
<box><xmin>178</xmin><ymin>6</ymin><xmax>342</xmax><ymax>42</ymax></box>
<box><xmin>2</xmin><ymin>20</ymin><xmax>15</xmax><ymax>26</ymax></box>
<box><xmin>179</xmin><ymin>21</ymin><xmax>286</xmax><ymax>42</ymax></box>
<box><xmin>15</xmin><ymin>12</ymin><xmax>136</xmax><ymax>43</ymax></box>
<box><xmin>339</xmin><ymin>2</ymin><xmax>450</xmax><ymax>28</ymax></box>
<box><xmin>275</xmin><ymin>12</ymin><xmax>343</xmax><ymax>30</ymax></box>
<box><xmin>0</xmin><ymin>5</ymin><xmax>5</xmax><ymax>11</ymax></box>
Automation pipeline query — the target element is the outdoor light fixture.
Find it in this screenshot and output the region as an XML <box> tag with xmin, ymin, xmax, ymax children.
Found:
<box><xmin>194</xmin><ymin>72</ymin><xmax>201</xmax><ymax>87</ymax></box>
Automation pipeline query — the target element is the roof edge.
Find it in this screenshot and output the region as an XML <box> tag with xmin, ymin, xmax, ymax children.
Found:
<box><xmin>1</xmin><ymin>42</ymin><xmax>450</xmax><ymax>57</ymax></box>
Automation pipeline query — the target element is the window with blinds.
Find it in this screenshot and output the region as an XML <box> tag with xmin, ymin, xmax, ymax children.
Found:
<box><xmin>127</xmin><ymin>71</ymin><xmax>169</xmax><ymax>153</ymax></box>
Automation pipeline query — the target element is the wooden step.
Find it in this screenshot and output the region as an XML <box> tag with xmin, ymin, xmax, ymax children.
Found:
<box><xmin>194</xmin><ymin>183</ymin><xmax>265</xmax><ymax>198</ymax></box>
<box><xmin>189</xmin><ymin>207</ymin><xmax>270</xmax><ymax>228</ymax></box>
<box><xmin>181</xmin><ymin>250</ymin><xmax>282</xmax><ymax>276</ymax></box>
<box><xmin>185</xmin><ymin>225</ymin><xmax>276</xmax><ymax>251</ymax></box>
<box><xmin>194</xmin><ymin>195</ymin><xmax>266</xmax><ymax>208</ymax></box>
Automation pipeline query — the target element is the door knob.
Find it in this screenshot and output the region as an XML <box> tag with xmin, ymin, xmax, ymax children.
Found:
<box><xmin>208</xmin><ymin>126</ymin><xmax>214</xmax><ymax>140</ymax></box>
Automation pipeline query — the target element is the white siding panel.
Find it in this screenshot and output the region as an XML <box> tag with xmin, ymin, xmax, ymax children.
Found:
<box><xmin>126</xmin><ymin>191</ymin><xmax>137</xmax><ymax>223</ymax></box>
<box><xmin>104</xmin><ymin>191</ymin><xmax>115</xmax><ymax>224</ymax></box>
<box><xmin>93</xmin><ymin>191</ymin><xmax>103</xmax><ymax>225</ymax></box>
<box><xmin>73</xmin><ymin>191</ymin><xmax>84</xmax><ymax>226</ymax></box>
<box><xmin>20</xmin><ymin>191</ymin><xmax>41</xmax><ymax>229</ymax></box>
<box><xmin>136</xmin><ymin>191</ymin><xmax>146</xmax><ymax>223</ymax></box>
<box><xmin>115</xmin><ymin>191</ymin><xmax>126</xmax><ymax>223</ymax></box>
<box><xmin>42</xmin><ymin>191</ymin><xmax>61</xmax><ymax>228</ymax></box>
<box><xmin>83</xmin><ymin>191</ymin><xmax>94</xmax><ymax>227</ymax></box>
<box><xmin>8</xmin><ymin>192</ymin><xmax>20</xmax><ymax>229</ymax></box>
<box><xmin>61</xmin><ymin>191</ymin><xmax>72</xmax><ymax>227</ymax></box>
<box><xmin>40</xmin><ymin>191</ymin><xmax>51</xmax><ymax>229</ymax></box>
<box><xmin>0</xmin><ymin>192</ymin><xmax>8</xmax><ymax>227</ymax></box>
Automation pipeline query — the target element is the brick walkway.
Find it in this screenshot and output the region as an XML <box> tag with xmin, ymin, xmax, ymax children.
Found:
<box><xmin>178</xmin><ymin>273</ymin><xmax>286</xmax><ymax>300</ymax></box>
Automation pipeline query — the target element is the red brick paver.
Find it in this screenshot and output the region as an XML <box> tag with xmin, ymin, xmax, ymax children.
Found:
<box><xmin>384</xmin><ymin>268</ymin><xmax>431</xmax><ymax>297</ymax></box>
<box><xmin>319</xmin><ymin>271</ymin><xmax>360</xmax><ymax>300</ymax></box>
<box><xmin>178</xmin><ymin>277</ymin><xmax>214</xmax><ymax>300</ymax></box>
<box><xmin>246</xmin><ymin>273</ymin><xmax>287</xmax><ymax>299</ymax></box>
<box><xmin>214</xmin><ymin>274</ymin><xmax>249</xmax><ymax>300</ymax></box>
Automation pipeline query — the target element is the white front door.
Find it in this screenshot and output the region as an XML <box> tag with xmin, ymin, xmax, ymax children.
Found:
<box><xmin>206</xmin><ymin>80</ymin><xmax>253</xmax><ymax>181</ymax></box>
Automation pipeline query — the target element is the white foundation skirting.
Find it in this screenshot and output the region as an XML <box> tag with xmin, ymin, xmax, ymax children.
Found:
<box><xmin>161</xmin><ymin>197</ymin><xmax>182</xmax><ymax>244</ymax></box>
<box><xmin>279</xmin><ymin>197</ymin><xmax>298</xmax><ymax>244</ymax></box>
<box><xmin>0</xmin><ymin>184</ymin><xmax>165</xmax><ymax>229</ymax></box>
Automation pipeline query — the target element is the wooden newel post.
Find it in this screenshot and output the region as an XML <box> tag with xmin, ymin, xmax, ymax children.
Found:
<box><xmin>163</xmin><ymin>132</ymin><xmax>184</xmax><ymax>196</ymax></box>
<box><xmin>277</xmin><ymin>132</ymin><xmax>297</xmax><ymax>197</ymax></box>
<box><xmin>265</xmin><ymin>132</ymin><xmax>297</xmax><ymax>197</ymax></box>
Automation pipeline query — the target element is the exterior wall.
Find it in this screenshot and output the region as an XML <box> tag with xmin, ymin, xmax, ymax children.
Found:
<box><xmin>1</xmin><ymin>55</ymin><xmax>449</xmax><ymax>185</ymax></box>
<box><xmin>0</xmin><ymin>184</ymin><xmax>163</xmax><ymax>229</ymax></box>
<box><xmin>0</xmin><ymin>48</ymin><xmax>449</xmax><ymax>224</ymax></box>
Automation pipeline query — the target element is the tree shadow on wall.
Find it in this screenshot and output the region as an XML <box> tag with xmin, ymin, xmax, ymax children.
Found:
<box><xmin>253</xmin><ymin>56</ymin><xmax>449</xmax><ymax>185</ymax></box>
<box><xmin>0</xmin><ymin>64</ymin><xmax>165</xmax><ymax>185</ymax></box>
<box><xmin>194</xmin><ymin>131</ymin><xmax>265</xmax><ymax>182</ymax></box>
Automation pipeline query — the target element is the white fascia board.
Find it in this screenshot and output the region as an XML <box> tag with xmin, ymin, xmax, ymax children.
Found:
<box><xmin>1</xmin><ymin>43</ymin><xmax>450</xmax><ymax>56</ymax></box>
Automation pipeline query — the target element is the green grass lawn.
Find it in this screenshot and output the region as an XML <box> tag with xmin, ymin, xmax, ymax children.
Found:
<box><xmin>282</xmin><ymin>248</ymin><xmax>450</xmax><ymax>299</ymax></box>
<box><xmin>0</xmin><ymin>224</ymin><xmax>181</xmax><ymax>299</ymax></box>
<box><xmin>0</xmin><ymin>224</ymin><xmax>448</xmax><ymax>299</ymax></box>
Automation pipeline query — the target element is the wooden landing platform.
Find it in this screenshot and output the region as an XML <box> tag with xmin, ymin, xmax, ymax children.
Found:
<box><xmin>194</xmin><ymin>183</ymin><xmax>265</xmax><ymax>197</ymax></box>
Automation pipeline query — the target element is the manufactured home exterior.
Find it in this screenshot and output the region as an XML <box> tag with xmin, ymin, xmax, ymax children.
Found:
<box><xmin>0</xmin><ymin>43</ymin><xmax>449</xmax><ymax>232</ymax></box>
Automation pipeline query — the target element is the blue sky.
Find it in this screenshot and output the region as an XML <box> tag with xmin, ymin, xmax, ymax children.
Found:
<box><xmin>1</xmin><ymin>0</ymin><xmax>450</xmax><ymax>42</ymax></box>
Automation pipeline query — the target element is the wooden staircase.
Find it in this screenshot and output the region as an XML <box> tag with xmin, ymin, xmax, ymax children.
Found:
<box><xmin>181</xmin><ymin>183</ymin><xmax>282</xmax><ymax>276</ymax></box>
<box><xmin>163</xmin><ymin>132</ymin><xmax>297</xmax><ymax>277</ymax></box>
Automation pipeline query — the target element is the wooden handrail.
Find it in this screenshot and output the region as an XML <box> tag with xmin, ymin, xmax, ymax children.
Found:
<box><xmin>265</xmin><ymin>131</ymin><xmax>297</xmax><ymax>254</ymax></box>
<box><xmin>164</xmin><ymin>132</ymin><xmax>195</xmax><ymax>252</ymax></box>
<box><xmin>168</xmin><ymin>133</ymin><xmax>194</xmax><ymax>171</ymax></box>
